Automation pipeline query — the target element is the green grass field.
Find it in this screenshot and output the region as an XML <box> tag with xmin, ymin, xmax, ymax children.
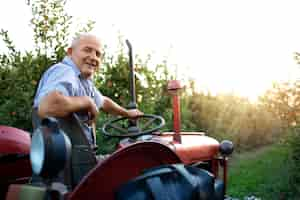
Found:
<box><xmin>227</xmin><ymin>143</ymin><xmax>296</xmax><ymax>199</ymax></box>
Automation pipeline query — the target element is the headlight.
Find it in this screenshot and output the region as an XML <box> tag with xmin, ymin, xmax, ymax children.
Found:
<box><xmin>30</xmin><ymin>128</ymin><xmax>45</xmax><ymax>175</ymax></box>
<box><xmin>30</xmin><ymin>118</ymin><xmax>71</xmax><ymax>179</ymax></box>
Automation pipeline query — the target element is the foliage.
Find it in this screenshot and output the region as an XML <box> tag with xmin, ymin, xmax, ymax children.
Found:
<box><xmin>0</xmin><ymin>0</ymin><xmax>290</xmax><ymax>155</ymax></box>
<box><xmin>30</xmin><ymin>0</ymin><xmax>70</xmax><ymax>57</ymax></box>
<box><xmin>95</xmin><ymin>40</ymin><xmax>174</xmax><ymax>153</ymax></box>
<box><xmin>0</xmin><ymin>0</ymin><xmax>94</xmax><ymax>130</ymax></box>
<box><xmin>286</xmin><ymin>126</ymin><xmax>300</xmax><ymax>196</ymax></box>
<box><xmin>256</xmin><ymin>80</ymin><xmax>300</xmax><ymax>197</ymax></box>
<box><xmin>186</xmin><ymin>88</ymin><xmax>282</xmax><ymax>150</ymax></box>
<box><xmin>259</xmin><ymin>80</ymin><xmax>300</xmax><ymax>127</ymax></box>
<box><xmin>294</xmin><ymin>52</ymin><xmax>300</xmax><ymax>65</ymax></box>
<box><xmin>92</xmin><ymin>36</ymin><xmax>174</xmax><ymax>121</ymax></box>
<box><xmin>0</xmin><ymin>45</ymin><xmax>54</xmax><ymax>130</ymax></box>
<box><xmin>0</xmin><ymin>0</ymin><xmax>173</xmax><ymax>140</ymax></box>
<box><xmin>30</xmin><ymin>0</ymin><xmax>95</xmax><ymax>58</ymax></box>
<box><xmin>1</xmin><ymin>2</ymin><xmax>297</xmax><ymax>198</ymax></box>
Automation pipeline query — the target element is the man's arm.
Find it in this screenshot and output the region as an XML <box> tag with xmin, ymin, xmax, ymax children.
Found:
<box><xmin>38</xmin><ymin>91</ymin><xmax>98</xmax><ymax>119</ymax></box>
<box><xmin>101</xmin><ymin>96</ymin><xmax>143</xmax><ymax>118</ymax></box>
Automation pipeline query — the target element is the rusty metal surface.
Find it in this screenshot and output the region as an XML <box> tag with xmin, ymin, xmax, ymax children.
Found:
<box><xmin>118</xmin><ymin>132</ymin><xmax>219</xmax><ymax>165</ymax></box>
<box><xmin>0</xmin><ymin>126</ymin><xmax>31</xmax><ymax>153</ymax></box>
<box><xmin>160</xmin><ymin>134</ymin><xmax>220</xmax><ymax>164</ymax></box>
<box><xmin>0</xmin><ymin>126</ymin><xmax>31</xmax><ymax>180</ymax></box>
<box><xmin>172</xmin><ymin>95</ymin><xmax>182</xmax><ymax>143</ymax></box>
<box><xmin>0</xmin><ymin>126</ymin><xmax>31</xmax><ymax>200</ymax></box>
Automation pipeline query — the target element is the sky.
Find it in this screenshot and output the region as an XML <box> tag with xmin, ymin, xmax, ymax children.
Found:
<box><xmin>1</xmin><ymin>0</ymin><xmax>300</xmax><ymax>101</ymax></box>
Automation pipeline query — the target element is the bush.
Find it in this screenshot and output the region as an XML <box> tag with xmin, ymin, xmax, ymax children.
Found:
<box><xmin>286</xmin><ymin>126</ymin><xmax>300</xmax><ymax>195</ymax></box>
<box><xmin>186</xmin><ymin>90</ymin><xmax>283</xmax><ymax>151</ymax></box>
<box><xmin>0</xmin><ymin>0</ymin><xmax>92</xmax><ymax>131</ymax></box>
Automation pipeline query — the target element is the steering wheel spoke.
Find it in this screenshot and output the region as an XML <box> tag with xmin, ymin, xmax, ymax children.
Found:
<box><xmin>140</xmin><ymin>118</ymin><xmax>156</xmax><ymax>130</ymax></box>
<box><xmin>106</xmin><ymin>123</ymin><xmax>128</xmax><ymax>134</ymax></box>
<box><xmin>102</xmin><ymin>114</ymin><xmax>165</xmax><ymax>138</ymax></box>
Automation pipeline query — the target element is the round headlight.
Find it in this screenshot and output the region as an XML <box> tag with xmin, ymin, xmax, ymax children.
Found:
<box><xmin>30</xmin><ymin>128</ymin><xmax>45</xmax><ymax>175</ymax></box>
<box><xmin>30</xmin><ymin>118</ymin><xmax>71</xmax><ymax>179</ymax></box>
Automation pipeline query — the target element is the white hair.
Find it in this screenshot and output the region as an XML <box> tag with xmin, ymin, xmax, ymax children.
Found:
<box><xmin>70</xmin><ymin>33</ymin><xmax>102</xmax><ymax>48</ymax></box>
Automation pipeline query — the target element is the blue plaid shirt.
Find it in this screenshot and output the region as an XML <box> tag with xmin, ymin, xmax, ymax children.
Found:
<box><xmin>33</xmin><ymin>57</ymin><xmax>104</xmax><ymax>144</ymax></box>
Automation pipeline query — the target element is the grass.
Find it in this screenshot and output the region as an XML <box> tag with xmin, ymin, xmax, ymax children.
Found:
<box><xmin>227</xmin><ymin>143</ymin><xmax>295</xmax><ymax>199</ymax></box>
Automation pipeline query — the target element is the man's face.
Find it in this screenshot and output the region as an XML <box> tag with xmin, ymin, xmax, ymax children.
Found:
<box><xmin>68</xmin><ymin>36</ymin><xmax>103</xmax><ymax>79</ymax></box>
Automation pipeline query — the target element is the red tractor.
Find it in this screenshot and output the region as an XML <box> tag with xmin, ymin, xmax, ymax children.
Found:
<box><xmin>0</xmin><ymin>41</ymin><xmax>233</xmax><ymax>200</ymax></box>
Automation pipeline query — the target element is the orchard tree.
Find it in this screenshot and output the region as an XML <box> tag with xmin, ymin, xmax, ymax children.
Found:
<box><xmin>0</xmin><ymin>0</ymin><xmax>94</xmax><ymax>130</ymax></box>
<box><xmin>259</xmin><ymin>81</ymin><xmax>300</xmax><ymax>127</ymax></box>
<box><xmin>0</xmin><ymin>0</ymin><xmax>173</xmax><ymax>136</ymax></box>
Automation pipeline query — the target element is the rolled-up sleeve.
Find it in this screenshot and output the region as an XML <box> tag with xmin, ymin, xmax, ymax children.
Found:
<box><xmin>34</xmin><ymin>66</ymin><xmax>77</xmax><ymax>108</ymax></box>
<box><xmin>93</xmin><ymin>87</ymin><xmax>104</xmax><ymax>109</ymax></box>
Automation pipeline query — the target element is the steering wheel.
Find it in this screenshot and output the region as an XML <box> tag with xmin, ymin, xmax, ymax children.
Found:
<box><xmin>102</xmin><ymin>114</ymin><xmax>165</xmax><ymax>138</ymax></box>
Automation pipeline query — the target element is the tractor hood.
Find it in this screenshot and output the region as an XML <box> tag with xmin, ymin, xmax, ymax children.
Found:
<box><xmin>119</xmin><ymin>132</ymin><xmax>220</xmax><ymax>164</ymax></box>
<box><xmin>159</xmin><ymin>133</ymin><xmax>220</xmax><ymax>164</ymax></box>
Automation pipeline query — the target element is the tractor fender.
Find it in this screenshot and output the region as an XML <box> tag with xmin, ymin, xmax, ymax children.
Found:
<box><xmin>69</xmin><ymin>141</ymin><xmax>181</xmax><ymax>200</ymax></box>
<box><xmin>0</xmin><ymin>126</ymin><xmax>31</xmax><ymax>200</ymax></box>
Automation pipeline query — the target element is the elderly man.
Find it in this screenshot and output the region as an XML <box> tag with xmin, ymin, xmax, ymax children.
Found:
<box><xmin>33</xmin><ymin>33</ymin><xmax>143</xmax><ymax>146</ymax></box>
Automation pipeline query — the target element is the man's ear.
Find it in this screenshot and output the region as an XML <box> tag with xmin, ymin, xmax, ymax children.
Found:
<box><xmin>67</xmin><ymin>47</ymin><xmax>72</xmax><ymax>56</ymax></box>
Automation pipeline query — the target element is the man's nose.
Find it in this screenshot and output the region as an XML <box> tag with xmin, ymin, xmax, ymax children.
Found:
<box><xmin>90</xmin><ymin>51</ymin><xmax>100</xmax><ymax>64</ymax></box>
<box><xmin>90</xmin><ymin>51</ymin><xmax>97</xmax><ymax>59</ymax></box>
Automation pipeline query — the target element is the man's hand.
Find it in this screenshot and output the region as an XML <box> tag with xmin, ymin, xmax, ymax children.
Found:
<box><xmin>102</xmin><ymin>97</ymin><xmax>144</xmax><ymax>118</ymax></box>
<box><xmin>86</xmin><ymin>96</ymin><xmax>99</xmax><ymax>122</ymax></box>
<box><xmin>126</xmin><ymin>109</ymin><xmax>143</xmax><ymax>119</ymax></box>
